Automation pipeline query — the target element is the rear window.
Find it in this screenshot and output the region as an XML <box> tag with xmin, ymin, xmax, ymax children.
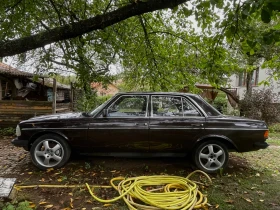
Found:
<box><xmin>188</xmin><ymin>95</ymin><xmax>221</xmax><ymax>116</ymax></box>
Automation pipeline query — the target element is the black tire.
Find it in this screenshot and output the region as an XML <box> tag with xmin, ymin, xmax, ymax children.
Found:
<box><xmin>193</xmin><ymin>140</ymin><xmax>229</xmax><ymax>173</ymax></box>
<box><xmin>30</xmin><ymin>134</ymin><xmax>71</xmax><ymax>170</ymax></box>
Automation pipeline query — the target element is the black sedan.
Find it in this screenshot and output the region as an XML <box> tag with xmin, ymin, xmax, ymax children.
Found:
<box><xmin>12</xmin><ymin>92</ymin><xmax>269</xmax><ymax>173</ymax></box>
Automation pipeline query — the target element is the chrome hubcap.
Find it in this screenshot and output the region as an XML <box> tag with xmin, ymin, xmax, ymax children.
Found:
<box><xmin>34</xmin><ymin>139</ymin><xmax>64</xmax><ymax>167</ymax></box>
<box><xmin>198</xmin><ymin>144</ymin><xmax>225</xmax><ymax>171</ymax></box>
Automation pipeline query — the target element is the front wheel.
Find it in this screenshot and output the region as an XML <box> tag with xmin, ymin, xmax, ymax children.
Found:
<box><xmin>30</xmin><ymin>134</ymin><xmax>71</xmax><ymax>170</ymax></box>
<box><xmin>193</xmin><ymin>141</ymin><xmax>229</xmax><ymax>173</ymax></box>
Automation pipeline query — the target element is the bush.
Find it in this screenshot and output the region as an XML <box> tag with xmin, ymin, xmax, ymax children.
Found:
<box><xmin>212</xmin><ymin>94</ymin><xmax>228</xmax><ymax>114</ymax></box>
<box><xmin>0</xmin><ymin>127</ymin><xmax>15</xmax><ymax>136</ymax></box>
<box><xmin>239</xmin><ymin>88</ymin><xmax>279</xmax><ymax>125</ymax></box>
<box><xmin>269</xmin><ymin>123</ymin><xmax>280</xmax><ymax>133</ymax></box>
<box><xmin>76</xmin><ymin>90</ymin><xmax>111</xmax><ymax>112</ymax></box>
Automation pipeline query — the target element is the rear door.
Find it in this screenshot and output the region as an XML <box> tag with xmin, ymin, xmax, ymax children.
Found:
<box><xmin>149</xmin><ymin>95</ymin><xmax>205</xmax><ymax>152</ymax></box>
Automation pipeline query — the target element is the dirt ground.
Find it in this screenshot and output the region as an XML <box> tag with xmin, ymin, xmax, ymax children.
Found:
<box><xmin>0</xmin><ymin>136</ymin><xmax>279</xmax><ymax>210</ymax></box>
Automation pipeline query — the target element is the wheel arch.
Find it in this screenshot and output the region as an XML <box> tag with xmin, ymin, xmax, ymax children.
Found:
<box><xmin>28</xmin><ymin>131</ymin><xmax>69</xmax><ymax>150</ymax></box>
<box><xmin>193</xmin><ymin>135</ymin><xmax>238</xmax><ymax>152</ymax></box>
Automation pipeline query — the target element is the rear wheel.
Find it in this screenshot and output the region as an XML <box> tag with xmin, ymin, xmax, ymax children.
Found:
<box><xmin>30</xmin><ymin>134</ymin><xmax>71</xmax><ymax>170</ymax></box>
<box><xmin>193</xmin><ymin>140</ymin><xmax>228</xmax><ymax>173</ymax></box>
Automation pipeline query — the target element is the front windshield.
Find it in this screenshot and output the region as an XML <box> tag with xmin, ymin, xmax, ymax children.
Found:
<box><xmin>188</xmin><ymin>95</ymin><xmax>221</xmax><ymax>116</ymax></box>
<box><xmin>89</xmin><ymin>96</ymin><xmax>114</xmax><ymax>116</ymax></box>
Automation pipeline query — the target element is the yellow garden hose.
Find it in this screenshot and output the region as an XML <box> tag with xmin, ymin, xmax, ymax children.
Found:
<box><xmin>86</xmin><ymin>170</ymin><xmax>212</xmax><ymax>210</ymax></box>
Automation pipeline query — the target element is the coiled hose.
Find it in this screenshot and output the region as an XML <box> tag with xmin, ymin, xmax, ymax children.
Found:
<box><xmin>86</xmin><ymin>170</ymin><xmax>212</xmax><ymax>210</ymax></box>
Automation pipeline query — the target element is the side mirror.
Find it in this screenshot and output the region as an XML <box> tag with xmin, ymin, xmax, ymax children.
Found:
<box><xmin>103</xmin><ymin>109</ymin><xmax>109</xmax><ymax>117</ymax></box>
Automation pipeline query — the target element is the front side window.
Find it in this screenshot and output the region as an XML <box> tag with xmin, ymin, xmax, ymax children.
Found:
<box><xmin>152</xmin><ymin>96</ymin><xmax>201</xmax><ymax>117</ymax></box>
<box><xmin>108</xmin><ymin>95</ymin><xmax>148</xmax><ymax>117</ymax></box>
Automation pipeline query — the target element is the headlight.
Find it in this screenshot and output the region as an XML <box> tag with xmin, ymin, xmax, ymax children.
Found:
<box><xmin>16</xmin><ymin>125</ymin><xmax>21</xmax><ymax>137</ymax></box>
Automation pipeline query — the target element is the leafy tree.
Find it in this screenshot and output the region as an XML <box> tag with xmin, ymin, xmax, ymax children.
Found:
<box><xmin>1</xmin><ymin>0</ymin><xmax>280</xmax><ymax>91</ymax></box>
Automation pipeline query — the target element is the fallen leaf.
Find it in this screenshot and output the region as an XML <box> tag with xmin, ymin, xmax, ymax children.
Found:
<box><xmin>70</xmin><ymin>198</ymin><xmax>74</xmax><ymax>208</ymax></box>
<box><xmin>47</xmin><ymin>168</ymin><xmax>54</xmax><ymax>173</ymax></box>
<box><xmin>259</xmin><ymin>200</ymin><xmax>264</xmax><ymax>202</ymax></box>
<box><xmin>225</xmin><ymin>200</ymin><xmax>234</xmax><ymax>204</ymax></box>
<box><xmin>215</xmin><ymin>204</ymin><xmax>219</xmax><ymax>208</ymax></box>
<box><xmin>57</xmin><ymin>178</ymin><xmax>62</xmax><ymax>182</ymax></box>
<box><xmin>44</xmin><ymin>204</ymin><xmax>53</xmax><ymax>210</ymax></box>
<box><xmin>86</xmin><ymin>200</ymin><xmax>92</xmax><ymax>203</ymax></box>
<box><xmin>81</xmin><ymin>208</ymin><xmax>86</xmax><ymax>210</ymax></box>
<box><xmin>103</xmin><ymin>204</ymin><xmax>112</xmax><ymax>207</ymax></box>
<box><xmin>244</xmin><ymin>198</ymin><xmax>252</xmax><ymax>203</ymax></box>
<box><xmin>29</xmin><ymin>202</ymin><xmax>36</xmax><ymax>208</ymax></box>
<box><xmin>110</xmin><ymin>170</ymin><xmax>116</xmax><ymax>173</ymax></box>
<box><xmin>61</xmin><ymin>208</ymin><xmax>71</xmax><ymax>210</ymax></box>
<box><xmin>28</xmin><ymin>172</ymin><xmax>33</xmax><ymax>175</ymax></box>
<box><xmin>39</xmin><ymin>202</ymin><xmax>48</xmax><ymax>205</ymax></box>
<box><xmin>68</xmin><ymin>192</ymin><xmax>73</xmax><ymax>196</ymax></box>
<box><xmin>256</xmin><ymin>173</ymin><xmax>260</xmax><ymax>177</ymax></box>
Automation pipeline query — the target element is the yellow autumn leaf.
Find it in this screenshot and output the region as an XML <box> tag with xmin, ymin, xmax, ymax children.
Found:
<box><xmin>86</xmin><ymin>200</ymin><xmax>92</xmax><ymax>203</ymax></box>
<box><xmin>28</xmin><ymin>172</ymin><xmax>33</xmax><ymax>175</ymax></box>
<box><xmin>46</xmin><ymin>168</ymin><xmax>54</xmax><ymax>173</ymax></box>
<box><xmin>259</xmin><ymin>200</ymin><xmax>264</xmax><ymax>202</ymax></box>
<box><xmin>44</xmin><ymin>204</ymin><xmax>53</xmax><ymax>210</ymax></box>
<box><xmin>103</xmin><ymin>204</ymin><xmax>112</xmax><ymax>207</ymax></box>
<box><xmin>39</xmin><ymin>201</ymin><xmax>47</xmax><ymax>205</ymax></box>
<box><xmin>57</xmin><ymin>178</ymin><xmax>62</xmax><ymax>182</ymax></box>
<box><xmin>244</xmin><ymin>198</ymin><xmax>252</xmax><ymax>203</ymax></box>
<box><xmin>29</xmin><ymin>202</ymin><xmax>36</xmax><ymax>208</ymax></box>
<box><xmin>61</xmin><ymin>208</ymin><xmax>71</xmax><ymax>210</ymax></box>
<box><xmin>70</xmin><ymin>198</ymin><xmax>74</xmax><ymax>208</ymax></box>
<box><xmin>69</xmin><ymin>192</ymin><xmax>73</xmax><ymax>196</ymax></box>
<box><xmin>110</xmin><ymin>170</ymin><xmax>116</xmax><ymax>173</ymax></box>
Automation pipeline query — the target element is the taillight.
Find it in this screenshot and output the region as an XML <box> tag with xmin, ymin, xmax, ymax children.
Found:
<box><xmin>264</xmin><ymin>130</ymin><xmax>269</xmax><ymax>139</ymax></box>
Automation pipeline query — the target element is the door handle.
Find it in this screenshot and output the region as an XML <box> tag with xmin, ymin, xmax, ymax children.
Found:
<box><xmin>191</xmin><ymin>123</ymin><xmax>203</xmax><ymax>127</ymax></box>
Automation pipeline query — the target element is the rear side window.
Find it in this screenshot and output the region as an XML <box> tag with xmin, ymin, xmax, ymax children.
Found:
<box><xmin>152</xmin><ymin>96</ymin><xmax>201</xmax><ymax>117</ymax></box>
<box><xmin>188</xmin><ymin>95</ymin><xmax>221</xmax><ymax>116</ymax></box>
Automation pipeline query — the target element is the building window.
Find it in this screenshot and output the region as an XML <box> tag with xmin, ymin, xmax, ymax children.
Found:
<box><xmin>238</xmin><ymin>68</ymin><xmax>259</xmax><ymax>87</ymax></box>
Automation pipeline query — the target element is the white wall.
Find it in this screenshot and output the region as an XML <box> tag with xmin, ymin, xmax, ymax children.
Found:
<box><xmin>229</xmin><ymin>68</ymin><xmax>280</xmax><ymax>101</ymax></box>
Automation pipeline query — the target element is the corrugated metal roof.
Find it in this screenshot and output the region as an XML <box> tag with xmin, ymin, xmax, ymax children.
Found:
<box><xmin>0</xmin><ymin>62</ymin><xmax>34</xmax><ymax>77</ymax></box>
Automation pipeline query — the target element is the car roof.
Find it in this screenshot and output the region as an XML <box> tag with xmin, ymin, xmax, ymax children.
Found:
<box><xmin>117</xmin><ymin>92</ymin><xmax>197</xmax><ymax>96</ymax></box>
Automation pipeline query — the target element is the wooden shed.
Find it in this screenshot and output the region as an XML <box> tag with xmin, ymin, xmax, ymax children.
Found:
<box><xmin>0</xmin><ymin>63</ymin><xmax>72</xmax><ymax>128</ymax></box>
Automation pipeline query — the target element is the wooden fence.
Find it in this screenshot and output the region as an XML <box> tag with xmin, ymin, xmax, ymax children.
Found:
<box><xmin>0</xmin><ymin>101</ymin><xmax>52</xmax><ymax>128</ymax></box>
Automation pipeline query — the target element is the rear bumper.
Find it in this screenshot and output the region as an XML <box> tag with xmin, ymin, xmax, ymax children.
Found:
<box><xmin>254</xmin><ymin>141</ymin><xmax>269</xmax><ymax>149</ymax></box>
<box><xmin>12</xmin><ymin>138</ymin><xmax>29</xmax><ymax>151</ymax></box>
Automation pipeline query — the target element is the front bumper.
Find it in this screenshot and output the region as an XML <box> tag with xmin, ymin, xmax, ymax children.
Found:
<box><xmin>254</xmin><ymin>141</ymin><xmax>269</xmax><ymax>149</ymax></box>
<box><xmin>12</xmin><ymin>138</ymin><xmax>29</xmax><ymax>151</ymax></box>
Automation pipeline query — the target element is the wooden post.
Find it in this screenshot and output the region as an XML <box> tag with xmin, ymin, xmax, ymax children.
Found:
<box><xmin>0</xmin><ymin>79</ymin><xmax>2</xmax><ymax>100</ymax></box>
<box><xmin>70</xmin><ymin>82</ymin><xmax>74</xmax><ymax>111</ymax></box>
<box><xmin>52</xmin><ymin>78</ymin><xmax>57</xmax><ymax>114</ymax></box>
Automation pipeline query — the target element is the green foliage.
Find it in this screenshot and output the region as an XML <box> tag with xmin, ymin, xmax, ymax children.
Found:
<box><xmin>239</xmin><ymin>88</ymin><xmax>279</xmax><ymax>125</ymax></box>
<box><xmin>269</xmin><ymin>123</ymin><xmax>280</xmax><ymax>133</ymax></box>
<box><xmin>212</xmin><ymin>93</ymin><xmax>228</xmax><ymax>114</ymax></box>
<box><xmin>76</xmin><ymin>91</ymin><xmax>110</xmax><ymax>112</ymax></box>
<box><xmin>1</xmin><ymin>0</ymin><xmax>280</xmax><ymax>92</ymax></box>
<box><xmin>0</xmin><ymin>127</ymin><xmax>15</xmax><ymax>136</ymax></box>
<box><xmin>1</xmin><ymin>201</ymin><xmax>33</xmax><ymax>210</ymax></box>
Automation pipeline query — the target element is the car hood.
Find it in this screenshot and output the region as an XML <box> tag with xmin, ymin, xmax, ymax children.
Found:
<box><xmin>23</xmin><ymin>112</ymin><xmax>83</xmax><ymax>122</ymax></box>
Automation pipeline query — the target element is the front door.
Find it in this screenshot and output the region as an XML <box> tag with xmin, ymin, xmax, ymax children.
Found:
<box><xmin>149</xmin><ymin>95</ymin><xmax>205</xmax><ymax>152</ymax></box>
<box><xmin>86</xmin><ymin>95</ymin><xmax>150</xmax><ymax>153</ymax></box>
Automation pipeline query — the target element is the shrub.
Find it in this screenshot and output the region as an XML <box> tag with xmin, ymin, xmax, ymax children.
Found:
<box><xmin>269</xmin><ymin>123</ymin><xmax>280</xmax><ymax>133</ymax></box>
<box><xmin>0</xmin><ymin>127</ymin><xmax>15</xmax><ymax>136</ymax></box>
<box><xmin>76</xmin><ymin>90</ymin><xmax>111</xmax><ymax>112</ymax></box>
<box><xmin>239</xmin><ymin>88</ymin><xmax>279</xmax><ymax>125</ymax></box>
